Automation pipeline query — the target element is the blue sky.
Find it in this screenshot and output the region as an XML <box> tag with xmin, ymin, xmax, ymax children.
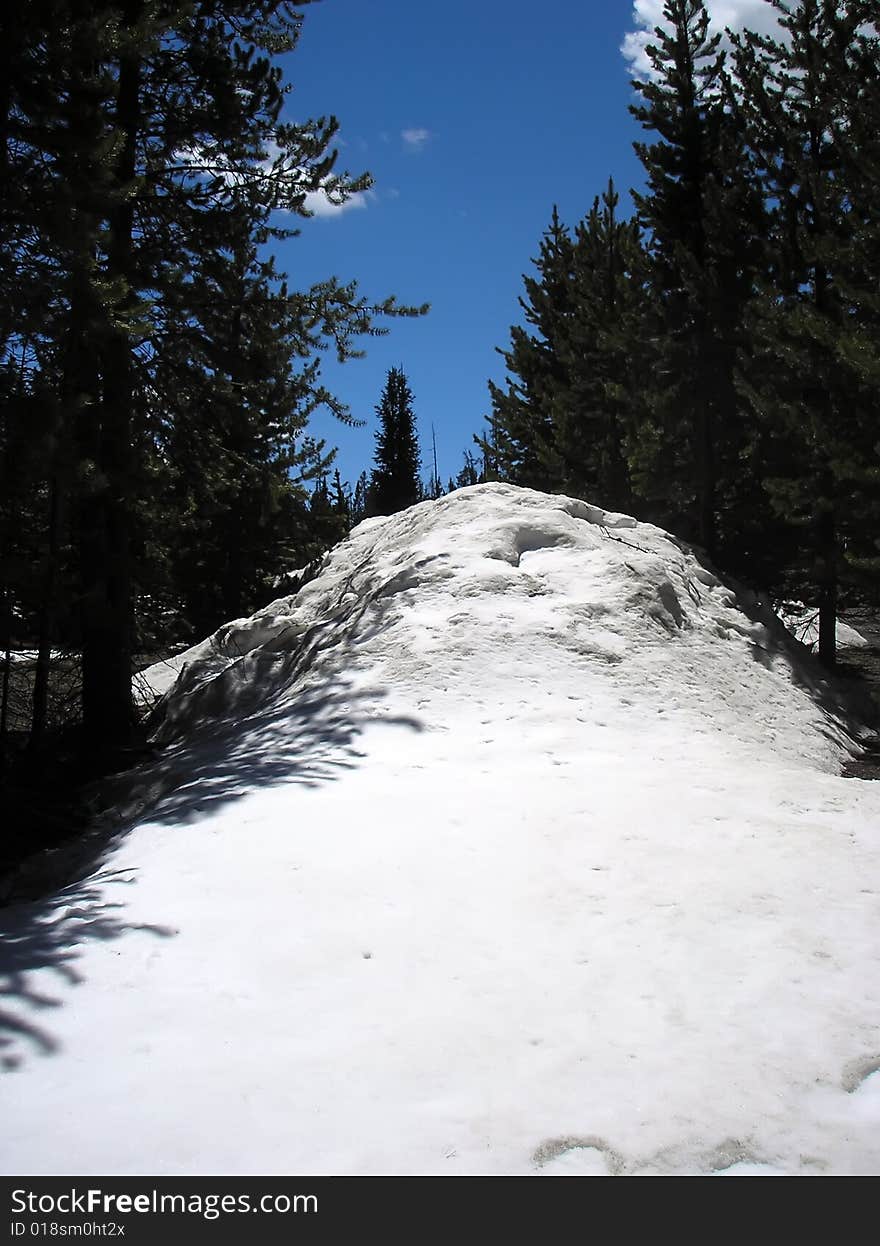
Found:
<box><xmin>277</xmin><ymin>0</ymin><xmax>764</xmax><ymax>492</ymax></box>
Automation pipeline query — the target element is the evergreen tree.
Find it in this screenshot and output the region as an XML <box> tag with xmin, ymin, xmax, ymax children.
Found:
<box><xmin>1</xmin><ymin>1</ymin><xmax>427</xmax><ymax>758</ymax></box>
<box><xmin>350</xmin><ymin>471</ymin><xmax>369</xmax><ymax>526</ymax></box>
<box><xmin>474</xmin><ymin>0</ymin><xmax>879</xmax><ymax>672</ymax></box>
<box><xmin>731</xmin><ymin>0</ymin><xmax>880</xmax><ymax>663</ymax></box>
<box><xmin>151</xmin><ymin>188</ymin><xmax>339</xmax><ymax>634</ymax></box>
<box><xmin>447</xmin><ymin>448</ymin><xmax>484</xmax><ymax>492</ymax></box>
<box><xmin>629</xmin><ymin>0</ymin><xmax>762</xmax><ymax>558</ymax></box>
<box><xmin>482</xmin><ymin>189</ymin><xmax>648</xmax><ymax>512</ymax></box>
<box><xmin>330</xmin><ymin>468</ymin><xmax>352</xmax><ymax>529</ymax></box>
<box><xmin>368</xmin><ymin>367</ymin><xmax>422</xmax><ymax>514</ymax></box>
<box><xmin>482</xmin><ymin>207</ymin><xmax>575</xmax><ymax>491</ymax></box>
<box><xmin>307</xmin><ymin>469</ymin><xmax>349</xmax><ymax>548</ymax></box>
<box><xmin>550</xmin><ymin>179</ymin><xmax>646</xmax><ymax>512</ymax></box>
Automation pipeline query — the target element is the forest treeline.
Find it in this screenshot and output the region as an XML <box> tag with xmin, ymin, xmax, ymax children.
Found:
<box><xmin>0</xmin><ymin>0</ymin><xmax>425</xmax><ymax>763</ymax></box>
<box><xmin>482</xmin><ymin>0</ymin><xmax>880</xmax><ymax>667</ymax></box>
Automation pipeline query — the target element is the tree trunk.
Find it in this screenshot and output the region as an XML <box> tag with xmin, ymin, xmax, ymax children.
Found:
<box><xmin>30</xmin><ymin>476</ymin><xmax>61</xmax><ymax>746</ymax></box>
<box><xmin>79</xmin><ymin>3</ymin><xmax>141</xmax><ymax>759</ymax></box>
<box><xmin>695</xmin><ymin>394</ymin><xmax>717</xmax><ymax>559</ymax></box>
<box><xmin>0</xmin><ymin>635</ymin><xmax>10</xmax><ymax>764</ymax></box>
<box><xmin>816</xmin><ymin>502</ymin><xmax>837</xmax><ymax>669</ymax></box>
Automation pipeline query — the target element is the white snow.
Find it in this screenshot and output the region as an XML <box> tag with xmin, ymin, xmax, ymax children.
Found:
<box><xmin>5</xmin><ymin>650</ymin><xmax>67</xmax><ymax>664</ymax></box>
<box><xmin>779</xmin><ymin>605</ymin><xmax>869</xmax><ymax>654</ymax></box>
<box><xmin>2</xmin><ymin>482</ymin><xmax>879</xmax><ymax>1176</ymax></box>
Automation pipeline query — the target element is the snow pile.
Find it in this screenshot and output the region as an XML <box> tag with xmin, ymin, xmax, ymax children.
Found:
<box><xmin>779</xmin><ymin>604</ymin><xmax>869</xmax><ymax>654</ymax></box>
<box><xmin>146</xmin><ymin>483</ymin><xmax>860</xmax><ymax>771</ymax></box>
<box><xmin>3</xmin><ymin>483</ymin><xmax>880</xmax><ymax>1177</ymax></box>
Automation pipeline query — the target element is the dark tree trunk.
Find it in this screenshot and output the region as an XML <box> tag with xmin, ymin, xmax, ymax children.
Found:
<box><xmin>0</xmin><ymin>634</ymin><xmax>10</xmax><ymax>763</ymax></box>
<box><xmin>696</xmin><ymin>400</ymin><xmax>716</xmax><ymax>558</ymax></box>
<box><xmin>79</xmin><ymin>3</ymin><xmax>142</xmax><ymax>759</ymax></box>
<box><xmin>694</xmin><ymin>320</ymin><xmax>717</xmax><ymax>558</ymax></box>
<box><xmin>30</xmin><ymin>476</ymin><xmax>61</xmax><ymax>746</ymax></box>
<box><xmin>816</xmin><ymin>502</ymin><xmax>837</xmax><ymax>669</ymax></box>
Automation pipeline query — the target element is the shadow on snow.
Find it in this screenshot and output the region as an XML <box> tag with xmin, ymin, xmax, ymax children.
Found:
<box><xmin>0</xmin><ymin>572</ymin><xmax>426</xmax><ymax>1069</ymax></box>
<box><xmin>0</xmin><ymin>870</ymin><xmax>175</xmax><ymax>1071</ymax></box>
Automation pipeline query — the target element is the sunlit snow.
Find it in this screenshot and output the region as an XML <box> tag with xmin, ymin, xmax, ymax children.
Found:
<box><xmin>2</xmin><ymin>483</ymin><xmax>879</xmax><ymax>1176</ymax></box>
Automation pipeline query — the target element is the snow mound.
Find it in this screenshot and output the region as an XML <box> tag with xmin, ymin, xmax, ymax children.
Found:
<box><xmin>147</xmin><ymin>483</ymin><xmax>861</xmax><ymax>772</ymax></box>
<box><xmin>4</xmin><ymin>483</ymin><xmax>880</xmax><ymax>1177</ymax></box>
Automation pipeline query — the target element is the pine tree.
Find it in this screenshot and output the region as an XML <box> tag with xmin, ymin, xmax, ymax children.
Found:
<box><xmin>731</xmin><ymin>0</ymin><xmax>880</xmax><ymax>663</ymax></box>
<box><xmin>350</xmin><ymin>471</ymin><xmax>369</xmax><ymax>526</ymax></box>
<box><xmin>630</xmin><ymin>0</ymin><xmax>761</xmax><ymax>558</ymax></box>
<box><xmin>550</xmin><ymin>179</ymin><xmax>646</xmax><ymax>512</ymax></box>
<box><xmin>482</xmin><ymin>207</ymin><xmax>575</xmax><ymax>490</ymax></box>
<box><xmin>368</xmin><ymin>367</ymin><xmax>422</xmax><ymax>514</ymax></box>
<box><xmin>151</xmin><ymin>190</ymin><xmax>337</xmax><ymax>633</ymax></box>
<box><xmin>481</xmin><ymin>190</ymin><xmax>648</xmax><ymax>512</ymax></box>
<box><xmin>448</xmin><ymin>448</ymin><xmax>484</xmax><ymax>492</ymax></box>
<box><xmin>1</xmin><ymin>1</ymin><xmax>427</xmax><ymax>758</ymax></box>
<box><xmin>330</xmin><ymin>468</ymin><xmax>351</xmax><ymax>530</ymax></box>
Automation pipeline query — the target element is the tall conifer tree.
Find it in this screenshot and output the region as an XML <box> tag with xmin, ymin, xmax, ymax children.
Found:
<box><xmin>369</xmin><ymin>367</ymin><xmax>422</xmax><ymax>515</ymax></box>
<box><xmin>483</xmin><ymin>190</ymin><xmax>647</xmax><ymax>512</ymax></box>
<box><xmin>732</xmin><ymin>0</ymin><xmax>880</xmax><ymax>662</ymax></box>
<box><xmin>630</xmin><ymin>0</ymin><xmax>759</xmax><ymax>558</ymax></box>
<box><xmin>483</xmin><ymin>208</ymin><xmax>575</xmax><ymax>491</ymax></box>
<box><xmin>1</xmin><ymin>1</ymin><xmax>427</xmax><ymax>756</ymax></box>
<box><xmin>551</xmin><ymin>179</ymin><xmax>646</xmax><ymax>511</ymax></box>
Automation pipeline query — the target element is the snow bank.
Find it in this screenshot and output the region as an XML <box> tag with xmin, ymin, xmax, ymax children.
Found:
<box><xmin>146</xmin><ymin>483</ymin><xmax>863</xmax><ymax>771</ymax></box>
<box><xmin>3</xmin><ymin>483</ymin><xmax>880</xmax><ymax>1177</ymax></box>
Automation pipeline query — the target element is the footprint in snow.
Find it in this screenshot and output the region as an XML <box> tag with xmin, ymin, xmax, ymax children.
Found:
<box><xmin>532</xmin><ymin>1135</ymin><xmax>623</xmax><ymax>1176</ymax></box>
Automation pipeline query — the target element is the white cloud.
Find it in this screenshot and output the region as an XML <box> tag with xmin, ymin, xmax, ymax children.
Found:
<box><xmin>401</xmin><ymin>127</ymin><xmax>431</xmax><ymax>152</ymax></box>
<box><xmin>303</xmin><ymin>186</ymin><xmax>373</xmax><ymax>218</ymax></box>
<box><xmin>173</xmin><ymin>137</ymin><xmax>374</xmax><ymax>221</ymax></box>
<box><xmin>622</xmin><ymin>0</ymin><xmax>784</xmax><ymax>78</ymax></box>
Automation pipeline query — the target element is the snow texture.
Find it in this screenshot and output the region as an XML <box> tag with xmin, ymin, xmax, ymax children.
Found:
<box><xmin>2</xmin><ymin>483</ymin><xmax>879</xmax><ymax>1176</ymax></box>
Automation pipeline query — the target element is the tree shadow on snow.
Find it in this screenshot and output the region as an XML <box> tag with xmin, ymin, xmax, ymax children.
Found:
<box><xmin>743</xmin><ymin>597</ymin><xmax>878</xmax><ymax>750</ymax></box>
<box><xmin>683</xmin><ymin>553</ymin><xmax>880</xmax><ymax>756</ymax></box>
<box><xmin>127</xmin><ymin>675</ymin><xmax>425</xmax><ymax>828</ymax></box>
<box><xmin>1</xmin><ymin>566</ymin><xmax>430</xmax><ymax>1068</ymax></box>
<box><xmin>118</xmin><ymin>575</ymin><xmax>429</xmax><ymax>827</ymax></box>
<box><xmin>0</xmin><ymin>869</ymin><xmax>175</xmax><ymax>1070</ymax></box>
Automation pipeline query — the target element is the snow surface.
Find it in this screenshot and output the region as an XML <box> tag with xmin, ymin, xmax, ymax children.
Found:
<box><xmin>778</xmin><ymin>606</ymin><xmax>869</xmax><ymax>654</ymax></box>
<box><xmin>3</xmin><ymin>482</ymin><xmax>880</xmax><ymax>1176</ymax></box>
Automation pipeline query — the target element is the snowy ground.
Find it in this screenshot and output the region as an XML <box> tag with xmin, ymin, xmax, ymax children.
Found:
<box><xmin>2</xmin><ymin>483</ymin><xmax>880</xmax><ymax>1176</ymax></box>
